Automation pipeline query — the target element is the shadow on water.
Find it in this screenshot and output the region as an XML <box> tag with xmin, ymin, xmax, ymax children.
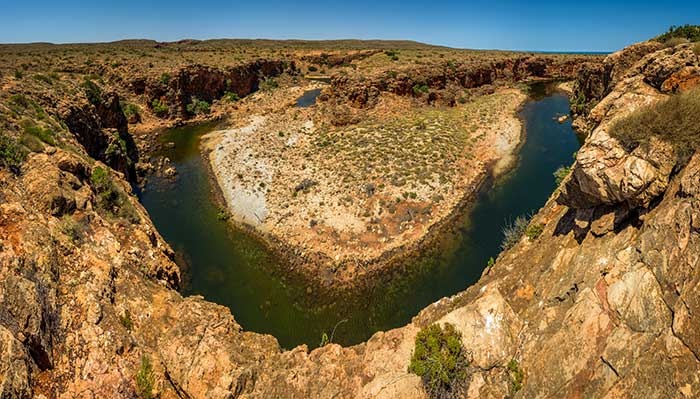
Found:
<box><xmin>138</xmin><ymin>82</ymin><xmax>581</xmax><ymax>349</ymax></box>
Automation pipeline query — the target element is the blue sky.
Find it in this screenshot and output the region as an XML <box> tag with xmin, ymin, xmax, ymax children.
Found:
<box><xmin>2</xmin><ymin>1</ymin><xmax>699</xmax><ymax>51</ymax></box>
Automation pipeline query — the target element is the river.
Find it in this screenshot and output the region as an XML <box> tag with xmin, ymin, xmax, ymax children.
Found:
<box><xmin>138</xmin><ymin>82</ymin><xmax>581</xmax><ymax>349</ymax></box>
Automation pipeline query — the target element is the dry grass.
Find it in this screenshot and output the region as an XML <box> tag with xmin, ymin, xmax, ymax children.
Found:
<box><xmin>609</xmin><ymin>86</ymin><xmax>700</xmax><ymax>158</ymax></box>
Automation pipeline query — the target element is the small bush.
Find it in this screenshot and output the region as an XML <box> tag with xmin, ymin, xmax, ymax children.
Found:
<box><xmin>0</xmin><ymin>134</ymin><xmax>27</xmax><ymax>172</ymax></box>
<box><xmin>608</xmin><ymin>86</ymin><xmax>700</xmax><ymax>159</ymax></box>
<box><xmin>14</xmin><ymin>70</ymin><xmax>23</xmax><ymax>79</ymax></box>
<box><xmin>409</xmin><ymin>323</ymin><xmax>469</xmax><ymax>399</ymax></box>
<box><xmin>135</xmin><ymin>355</ymin><xmax>155</xmax><ymax>399</ymax></box>
<box><xmin>122</xmin><ymin>103</ymin><xmax>141</xmax><ymax>121</ymax></box>
<box><xmin>307</xmin><ymin>65</ymin><xmax>318</xmax><ymax>72</ymax></box>
<box><xmin>20</xmin><ymin>134</ymin><xmax>44</xmax><ymax>153</ymax></box>
<box><xmin>151</xmin><ymin>99</ymin><xmax>169</xmax><ymax>118</ymax></box>
<box><xmin>90</xmin><ymin>166</ymin><xmax>140</xmax><ymax>223</ymax></box>
<box><xmin>525</xmin><ymin>223</ymin><xmax>545</xmax><ymax>240</ymax></box>
<box><xmin>223</xmin><ymin>91</ymin><xmax>240</xmax><ymax>102</ymax></box>
<box><xmin>33</xmin><ymin>74</ymin><xmax>54</xmax><ymax>85</ymax></box>
<box><xmin>507</xmin><ymin>359</ymin><xmax>524</xmax><ymax>393</ymax></box>
<box><xmin>501</xmin><ymin>215</ymin><xmax>530</xmax><ymax>251</ymax></box>
<box><xmin>82</xmin><ymin>78</ymin><xmax>102</xmax><ymax>105</ymax></box>
<box><xmin>259</xmin><ymin>77</ymin><xmax>278</xmax><ymax>91</ymax></box>
<box><xmin>159</xmin><ymin>73</ymin><xmax>171</xmax><ymax>85</ymax></box>
<box><xmin>59</xmin><ymin>215</ymin><xmax>88</xmax><ymax>243</ymax></box>
<box><xmin>120</xmin><ymin>309</ymin><xmax>133</xmax><ymax>330</ymax></box>
<box><xmin>186</xmin><ymin>97</ymin><xmax>210</xmax><ymax>115</ymax></box>
<box><xmin>21</xmin><ymin>120</ymin><xmax>55</xmax><ymax>145</ymax></box>
<box><xmin>553</xmin><ymin>165</ymin><xmax>571</xmax><ymax>186</ymax></box>
<box><xmin>413</xmin><ymin>84</ymin><xmax>429</xmax><ymax>96</ymax></box>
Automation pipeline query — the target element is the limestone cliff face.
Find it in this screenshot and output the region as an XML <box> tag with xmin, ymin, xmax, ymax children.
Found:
<box><xmin>2</xmin><ymin>42</ymin><xmax>700</xmax><ymax>398</ymax></box>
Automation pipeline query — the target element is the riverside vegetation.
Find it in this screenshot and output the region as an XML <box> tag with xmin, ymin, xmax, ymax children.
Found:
<box><xmin>1</xmin><ymin>27</ymin><xmax>700</xmax><ymax>398</ymax></box>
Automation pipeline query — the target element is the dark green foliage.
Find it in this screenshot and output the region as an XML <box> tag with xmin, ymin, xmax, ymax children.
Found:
<box><xmin>553</xmin><ymin>165</ymin><xmax>571</xmax><ymax>186</ymax></box>
<box><xmin>384</xmin><ymin>50</ymin><xmax>400</xmax><ymax>61</ymax></box>
<box><xmin>0</xmin><ymin>134</ymin><xmax>27</xmax><ymax>172</ymax></box>
<box><xmin>307</xmin><ymin>65</ymin><xmax>318</xmax><ymax>72</ymax></box>
<box><xmin>82</xmin><ymin>78</ymin><xmax>102</xmax><ymax>105</ymax></box>
<box><xmin>136</xmin><ymin>355</ymin><xmax>155</xmax><ymax>399</ymax></box>
<box><xmin>159</xmin><ymin>72</ymin><xmax>171</xmax><ymax>85</ymax></box>
<box><xmin>507</xmin><ymin>359</ymin><xmax>524</xmax><ymax>393</ymax></box>
<box><xmin>151</xmin><ymin>99</ymin><xmax>169</xmax><ymax>118</ymax></box>
<box><xmin>409</xmin><ymin>323</ymin><xmax>469</xmax><ymax>399</ymax></box>
<box><xmin>413</xmin><ymin>84</ymin><xmax>429</xmax><ymax>95</ymax></box>
<box><xmin>14</xmin><ymin>70</ymin><xmax>23</xmax><ymax>79</ymax></box>
<box><xmin>656</xmin><ymin>25</ymin><xmax>700</xmax><ymax>43</ymax></box>
<box><xmin>186</xmin><ymin>97</ymin><xmax>211</xmax><ymax>115</ymax></box>
<box><xmin>90</xmin><ymin>166</ymin><xmax>140</xmax><ymax>223</ymax></box>
<box><xmin>608</xmin><ymin>86</ymin><xmax>700</xmax><ymax>160</ymax></box>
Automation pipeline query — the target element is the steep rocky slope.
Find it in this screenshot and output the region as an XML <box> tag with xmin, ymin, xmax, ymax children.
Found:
<box><xmin>1</xmin><ymin>40</ymin><xmax>699</xmax><ymax>398</ymax></box>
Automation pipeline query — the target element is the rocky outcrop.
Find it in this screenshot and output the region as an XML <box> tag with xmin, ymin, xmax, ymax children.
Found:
<box><xmin>323</xmin><ymin>55</ymin><xmax>597</xmax><ymax>108</ymax></box>
<box><xmin>142</xmin><ymin>60</ymin><xmax>296</xmax><ymax>118</ymax></box>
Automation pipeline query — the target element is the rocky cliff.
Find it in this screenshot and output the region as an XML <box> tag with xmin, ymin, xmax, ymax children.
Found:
<box><xmin>322</xmin><ymin>55</ymin><xmax>595</xmax><ymax>108</ymax></box>
<box><xmin>1</xmin><ymin>42</ymin><xmax>700</xmax><ymax>398</ymax></box>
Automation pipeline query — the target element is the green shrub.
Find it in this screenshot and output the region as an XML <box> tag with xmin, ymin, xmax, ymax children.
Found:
<box><xmin>135</xmin><ymin>355</ymin><xmax>155</xmax><ymax>399</ymax></box>
<box><xmin>21</xmin><ymin>120</ymin><xmax>55</xmax><ymax>145</ymax></box>
<box><xmin>413</xmin><ymin>84</ymin><xmax>429</xmax><ymax>96</ymax></box>
<box><xmin>525</xmin><ymin>223</ymin><xmax>545</xmax><ymax>240</ymax></box>
<box><xmin>223</xmin><ymin>91</ymin><xmax>240</xmax><ymax>102</ymax></box>
<box><xmin>90</xmin><ymin>166</ymin><xmax>140</xmax><ymax>223</ymax></box>
<box><xmin>122</xmin><ymin>103</ymin><xmax>141</xmax><ymax>121</ymax></box>
<box><xmin>553</xmin><ymin>165</ymin><xmax>572</xmax><ymax>186</ymax></box>
<box><xmin>159</xmin><ymin>73</ymin><xmax>171</xmax><ymax>85</ymax></box>
<box><xmin>33</xmin><ymin>74</ymin><xmax>54</xmax><ymax>85</ymax></box>
<box><xmin>150</xmin><ymin>99</ymin><xmax>169</xmax><ymax>118</ymax></box>
<box><xmin>59</xmin><ymin>215</ymin><xmax>88</xmax><ymax>243</ymax></box>
<box><xmin>119</xmin><ymin>309</ymin><xmax>133</xmax><ymax>330</ymax></box>
<box><xmin>186</xmin><ymin>97</ymin><xmax>211</xmax><ymax>115</ymax></box>
<box><xmin>656</xmin><ymin>25</ymin><xmax>700</xmax><ymax>43</ymax></box>
<box><xmin>408</xmin><ymin>323</ymin><xmax>469</xmax><ymax>399</ymax></box>
<box><xmin>608</xmin><ymin>86</ymin><xmax>700</xmax><ymax>159</ymax></box>
<box><xmin>0</xmin><ymin>134</ymin><xmax>27</xmax><ymax>172</ymax></box>
<box><xmin>307</xmin><ymin>65</ymin><xmax>318</xmax><ymax>72</ymax></box>
<box><xmin>501</xmin><ymin>215</ymin><xmax>530</xmax><ymax>251</ymax></box>
<box><xmin>20</xmin><ymin>134</ymin><xmax>44</xmax><ymax>152</ymax></box>
<box><xmin>259</xmin><ymin>77</ymin><xmax>278</xmax><ymax>91</ymax></box>
<box><xmin>14</xmin><ymin>70</ymin><xmax>23</xmax><ymax>79</ymax></box>
<box><xmin>507</xmin><ymin>359</ymin><xmax>524</xmax><ymax>393</ymax></box>
<box><xmin>82</xmin><ymin>78</ymin><xmax>102</xmax><ymax>105</ymax></box>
